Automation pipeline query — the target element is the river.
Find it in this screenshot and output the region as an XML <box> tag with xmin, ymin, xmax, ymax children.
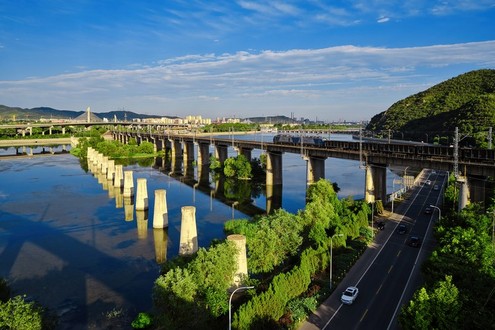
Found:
<box><xmin>0</xmin><ymin>134</ymin><xmax>403</xmax><ymax>329</ymax></box>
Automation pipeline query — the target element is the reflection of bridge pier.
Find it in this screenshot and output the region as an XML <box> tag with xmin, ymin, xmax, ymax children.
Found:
<box><xmin>266</xmin><ymin>184</ymin><xmax>282</xmax><ymax>214</ymax></box>
<box><xmin>197</xmin><ymin>164</ymin><xmax>210</xmax><ymax>186</ymax></box>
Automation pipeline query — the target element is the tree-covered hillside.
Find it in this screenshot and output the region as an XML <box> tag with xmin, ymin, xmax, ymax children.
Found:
<box><xmin>366</xmin><ymin>69</ymin><xmax>495</xmax><ymax>145</ymax></box>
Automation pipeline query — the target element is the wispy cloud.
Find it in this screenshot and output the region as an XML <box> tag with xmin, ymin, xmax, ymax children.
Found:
<box><xmin>1</xmin><ymin>41</ymin><xmax>493</xmax><ymax>120</ymax></box>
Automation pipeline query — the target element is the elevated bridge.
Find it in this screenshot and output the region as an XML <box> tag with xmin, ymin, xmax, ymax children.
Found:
<box><xmin>114</xmin><ymin>131</ymin><xmax>494</xmax><ymax>210</ymax></box>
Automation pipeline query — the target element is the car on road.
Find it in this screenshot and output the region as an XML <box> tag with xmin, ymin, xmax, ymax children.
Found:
<box><xmin>397</xmin><ymin>224</ymin><xmax>407</xmax><ymax>234</ymax></box>
<box><xmin>408</xmin><ymin>236</ymin><xmax>421</xmax><ymax>248</ymax></box>
<box><xmin>425</xmin><ymin>180</ymin><xmax>432</xmax><ymax>185</ymax></box>
<box><xmin>433</xmin><ymin>185</ymin><xmax>439</xmax><ymax>191</ymax></box>
<box><xmin>424</xmin><ymin>207</ymin><xmax>432</xmax><ymax>214</ymax></box>
<box><xmin>375</xmin><ymin>221</ymin><xmax>385</xmax><ymax>230</ymax></box>
<box><xmin>341</xmin><ymin>286</ymin><xmax>359</xmax><ymax>305</ymax></box>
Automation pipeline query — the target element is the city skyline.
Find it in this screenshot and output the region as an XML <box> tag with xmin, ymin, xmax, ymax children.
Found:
<box><xmin>1</xmin><ymin>1</ymin><xmax>494</xmax><ymax>121</ymax></box>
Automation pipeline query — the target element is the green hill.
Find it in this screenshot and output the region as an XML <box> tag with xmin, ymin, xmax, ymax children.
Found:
<box><xmin>366</xmin><ymin>69</ymin><xmax>495</xmax><ymax>146</ymax></box>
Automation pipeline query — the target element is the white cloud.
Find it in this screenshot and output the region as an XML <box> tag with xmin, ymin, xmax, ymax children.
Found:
<box><xmin>1</xmin><ymin>41</ymin><xmax>494</xmax><ymax>120</ymax></box>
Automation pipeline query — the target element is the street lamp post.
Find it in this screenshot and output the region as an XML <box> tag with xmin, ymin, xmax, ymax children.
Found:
<box><xmin>430</xmin><ymin>205</ymin><xmax>441</xmax><ymax>222</ymax></box>
<box><xmin>229</xmin><ymin>286</ymin><xmax>254</xmax><ymax>330</ymax></box>
<box><xmin>330</xmin><ymin>233</ymin><xmax>344</xmax><ymax>290</ymax></box>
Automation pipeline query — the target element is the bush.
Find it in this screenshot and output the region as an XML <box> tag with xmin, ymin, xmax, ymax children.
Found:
<box><xmin>0</xmin><ymin>295</ymin><xmax>44</xmax><ymax>330</ymax></box>
<box><xmin>131</xmin><ymin>312</ymin><xmax>153</xmax><ymax>329</ymax></box>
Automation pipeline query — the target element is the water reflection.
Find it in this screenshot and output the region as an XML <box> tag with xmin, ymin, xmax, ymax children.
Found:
<box><xmin>0</xmin><ymin>135</ymin><xmax>406</xmax><ymax>328</ymax></box>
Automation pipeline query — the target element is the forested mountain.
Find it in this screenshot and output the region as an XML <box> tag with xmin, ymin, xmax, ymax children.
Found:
<box><xmin>366</xmin><ymin>69</ymin><xmax>495</xmax><ymax>145</ymax></box>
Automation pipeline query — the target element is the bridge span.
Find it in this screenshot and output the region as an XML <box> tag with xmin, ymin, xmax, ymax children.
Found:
<box><xmin>113</xmin><ymin>131</ymin><xmax>494</xmax><ymax>208</ymax></box>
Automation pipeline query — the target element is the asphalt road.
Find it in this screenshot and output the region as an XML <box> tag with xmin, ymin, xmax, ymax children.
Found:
<box><xmin>300</xmin><ymin>169</ymin><xmax>447</xmax><ymax>330</ymax></box>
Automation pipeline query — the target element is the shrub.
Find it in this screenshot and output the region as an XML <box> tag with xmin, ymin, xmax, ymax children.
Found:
<box><xmin>0</xmin><ymin>295</ymin><xmax>44</xmax><ymax>330</ymax></box>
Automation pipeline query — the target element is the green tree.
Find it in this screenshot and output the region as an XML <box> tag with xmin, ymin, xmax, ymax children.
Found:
<box><xmin>0</xmin><ymin>295</ymin><xmax>44</xmax><ymax>330</ymax></box>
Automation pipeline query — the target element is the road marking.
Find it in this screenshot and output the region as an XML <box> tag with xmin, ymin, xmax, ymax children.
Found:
<box><xmin>388</xmin><ymin>265</ymin><xmax>393</xmax><ymax>273</ymax></box>
<box><xmin>360</xmin><ymin>309</ymin><xmax>369</xmax><ymax>323</ymax></box>
<box><xmin>376</xmin><ymin>283</ymin><xmax>383</xmax><ymax>294</ymax></box>
<box><xmin>397</xmin><ymin>250</ymin><xmax>401</xmax><ymax>257</ymax></box>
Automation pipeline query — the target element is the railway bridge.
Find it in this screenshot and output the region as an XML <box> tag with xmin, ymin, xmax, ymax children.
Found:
<box><xmin>113</xmin><ymin>131</ymin><xmax>495</xmax><ymax>210</ymax></box>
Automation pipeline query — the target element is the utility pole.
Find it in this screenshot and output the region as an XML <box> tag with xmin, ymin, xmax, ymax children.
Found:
<box><xmin>488</xmin><ymin>127</ymin><xmax>492</xmax><ymax>150</ymax></box>
<box><xmin>453</xmin><ymin>127</ymin><xmax>459</xmax><ymax>179</ymax></box>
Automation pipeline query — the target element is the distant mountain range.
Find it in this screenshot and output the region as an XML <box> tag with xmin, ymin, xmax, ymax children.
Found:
<box><xmin>0</xmin><ymin>105</ymin><xmax>166</xmax><ymax>121</ymax></box>
<box><xmin>0</xmin><ymin>104</ymin><xmax>299</xmax><ymax>124</ymax></box>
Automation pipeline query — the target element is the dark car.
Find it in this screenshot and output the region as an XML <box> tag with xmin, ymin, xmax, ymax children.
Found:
<box><xmin>397</xmin><ymin>224</ymin><xmax>407</xmax><ymax>234</ymax></box>
<box><xmin>424</xmin><ymin>207</ymin><xmax>432</xmax><ymax>214</ymax></box>
<box><xmin>408</xmin><ymin>236</ymin><xmax>421</xmax><ymax>247</ymax></box>
<box><xmin>375</xmin><ymin>221</ymin><xmax>385</xmax><ymax>230</ymax></box>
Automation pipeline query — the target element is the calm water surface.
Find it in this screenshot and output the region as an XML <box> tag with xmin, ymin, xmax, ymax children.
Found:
<box><xmin>0</xmin><ymin>134</ymin><xmax>401</xmax><ymax>329</ymax></box>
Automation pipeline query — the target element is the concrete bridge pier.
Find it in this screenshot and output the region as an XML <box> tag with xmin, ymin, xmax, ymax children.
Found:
<box><xmin>196</xmin><ymin>142</ymin><xmax>211</xmax><ymax>166</ymax></box>
<box><xmin>266</xmin><ymin>151</ymin><xmax>283</xmax><ymax>186</ymax></box>
<box><xmin>303</xmin><ymin>155</ymin><xmax>326</xmax><ymax>185</ymax></box>
<box><xmin>178</xmin><ymin>206</ymin><xmax>198</xmax><ymax>256</ymax></box>
<box><xmin>266</xmin><ymin>184</ymin><xmax>282</xmax><ymax>214</ymax></box>
<box><xmin>227</xmin><ymin>234</ymin><xmax>248</xmax><ymax>287</ymax></box>
<box><xmin>169</xmin><ymin>139</ymin><xmax>182</xmax><ymax>159</ymax></box>
<box><xmin>183</xmin><ymin>141</ymin><xmax>195</xmax><ymax>164</ymax></box>
<box><xmin>153</xmin><ymin>189</ymin><xmax>169</xmax><ymax>228</ymax></box>
<box><xmin>123</xmin><ymin>170</ymin><xmax>134</xmax><ymax>197</ymax></box>
<box><xmin>214</xmin><ymin>144</ymin><xmax>229</xmax><ymax>164</ymax></box>
<box><xmin>457</xmin><ymin>176</ymin><xmax>470</xmax><ymax>211</ymax></box>
<box><xmin>106</xmin><ymin>159</ymin><xmax>115</xmax><ymax>181</ymax></box>
<box><xmin>155</xmin><ymin>138</ymin><xmax>166</xmax><ymax>153</ymax></box>
<box><xmin>114</xmin><ymin>164</ymin><xmax>124</xmax><ymax>188</ymax></box>
<box><xmin>468</xmin><ymin>175</ymin><xmax>486</xmax><ymax>205</ymax></box>
<box><xmin>234</xmin><ymin>146</ymin><xmax>252</xmax><ymax>161</ymax></box>
<box><xmin>135</xmin><ymin>178</ymin><xmax>149</xmax><ymax>211</ymax></box>
<box><xmin>365</xmin><ymin>164</ymin><xmax>387</xmax><ymax>204</ymax></box>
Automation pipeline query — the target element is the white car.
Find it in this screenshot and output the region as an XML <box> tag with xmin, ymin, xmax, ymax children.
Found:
<box><xmin>341</xmin><ymin>286</ymin><xmax>359</xmax><ymax>305</ymax></box>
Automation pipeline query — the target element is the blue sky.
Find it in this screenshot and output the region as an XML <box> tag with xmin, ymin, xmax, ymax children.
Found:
<box><xmin>1</xmin><ymin>1</ymin><xmax>494</xmax><ymax>121</ymax></box>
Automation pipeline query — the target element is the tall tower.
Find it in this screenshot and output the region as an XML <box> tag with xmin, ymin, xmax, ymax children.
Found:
<box><xmin>86</xmin><ymin>106</ymin><xmax>91</xmax><ymax>123</ymax></box>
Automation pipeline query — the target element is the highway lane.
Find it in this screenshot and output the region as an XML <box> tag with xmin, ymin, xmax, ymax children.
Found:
<box><xmin>316</xmin><ymin>170</ymin><xmax>446</xmax><ymax>330</ymax></box>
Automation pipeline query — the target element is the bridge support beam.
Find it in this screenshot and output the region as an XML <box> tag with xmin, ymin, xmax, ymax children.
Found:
<box><xmin>266</xmin><ymin>151</ymin><xmax>283</xmax><ymax>186</ymax></box>
<box><xmin>365</xmin><ymin>164</ymin><xmax>387</xmax><ymax>204</ymax></box>
<box><xmin>182</xmin><ymin>141</ymin><xmax>195</xmax><ymax>164</ymax></box>
<box><xmin>457</xmin><ymin>176</ymin><xmax>470</xmax><ymax>211</ymax></box>
<box><xmin>214</xmin><ymin>144</ymin><xmax>229</xmax><ymax>164</ymax></box>
<box><xmin>303</xmin><ymin>155</ymin><xmax>326</xmax><ymax>185</ymax></box>
<box><xmin>179</xmin><ymin>206</ymin><xmax>198</xmax><ymax>256</ymax></box>
<box><xmin>196</xmin><ymin>142</ymin><xmax>210</xmax><ymax>166</ymax></box>
<box><xmin>234</xmin><ymin>146</ymin><xmax>252</xmax><ymax>161</ymax></box>
<box><xmin>169</xmin><ymin>139</ymin><xmax>182</xmax><ymax>159</ymax></box>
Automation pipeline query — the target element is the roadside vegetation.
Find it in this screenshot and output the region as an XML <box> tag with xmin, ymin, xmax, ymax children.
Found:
<box><xmin>148</xmin><ymin>179</ymin><xmax>372</xmax><ymax>329</ymax></box>
<box><xmin>399</xmin><ymin>174</ymin><xmax>495</xmax><ymax>329</ymax></box>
